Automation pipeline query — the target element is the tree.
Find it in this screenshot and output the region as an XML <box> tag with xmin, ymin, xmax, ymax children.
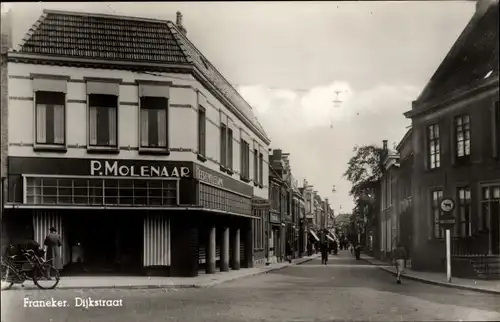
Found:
<box><xmin>343</xmin><ymin>144</ymin><xmax>384</xmax><ymax>200</ymax></box>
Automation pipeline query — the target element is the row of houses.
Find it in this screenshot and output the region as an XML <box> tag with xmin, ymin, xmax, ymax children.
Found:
<box><xmin>361</xmin><ymin>0</ymin><xmax>499</xmax><ymax>279</ymax></box>
<box><xmin>266</xmin><ymin>149</ymin><xmax>334</xmax><ymax>263</ymax></box>
<box><xmin>0</xmin><ymin>9</ymin><xmax>333</xmax><ymax>276</ymax></box>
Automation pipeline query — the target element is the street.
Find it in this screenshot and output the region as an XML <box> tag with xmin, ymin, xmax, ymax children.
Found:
<box><xmin>1</xmin><ymin>251</ymin><xmax>499</xmax><ymax>322</ymax></box>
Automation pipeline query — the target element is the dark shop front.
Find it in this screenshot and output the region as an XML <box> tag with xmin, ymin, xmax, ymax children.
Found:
<box><xmin>4</xmin><ymin>157</ymin><xmax>255</xmax><ymax>277</ymax></box>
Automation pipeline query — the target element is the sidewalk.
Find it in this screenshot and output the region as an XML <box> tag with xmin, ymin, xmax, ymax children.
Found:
<box><xmin>6</xmin><ymin>254</ymin><xmax>320</xmax><ymax>291</ymax></box>
<box><xmin>361</xmin><ymin>254</ymin><xmax>500</xmax><ymax>295</ymax></box>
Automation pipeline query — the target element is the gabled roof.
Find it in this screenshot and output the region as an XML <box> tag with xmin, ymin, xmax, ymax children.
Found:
<box><xmin>13</xmin><ymin>10</ymin><xmax>270</xmax><ymax>143</ymax></box>
<box><xmin>416</xmin><ymin>2</ymin><xmax>499</xmax><ymax>105</ymax></box>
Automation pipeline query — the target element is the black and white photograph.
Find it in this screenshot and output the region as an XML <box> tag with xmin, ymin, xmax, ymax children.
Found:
<box><xmin>0</xmin><ymin>1</ymin><xmax>499</xmax><ymax>321</ymax></box>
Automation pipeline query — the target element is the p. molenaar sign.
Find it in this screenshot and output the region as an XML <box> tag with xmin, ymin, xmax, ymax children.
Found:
<box><xmin>90</xmin><ymin>160</ymin><xmax>191</xmax><ymax>178</ymax></box>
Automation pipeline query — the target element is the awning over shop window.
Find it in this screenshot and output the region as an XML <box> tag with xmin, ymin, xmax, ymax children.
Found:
<box><xmin>327</xmin><ymin>235</ymin><xmax>335</xmax><ymax>242</ymax></box>
<box><xmin>309</xmin><ymin>230</ymin><xmax>319</xmax><ymax>241</ymax></box>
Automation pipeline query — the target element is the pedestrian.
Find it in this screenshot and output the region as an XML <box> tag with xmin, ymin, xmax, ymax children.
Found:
<box><xmin>286</xmin><ymin>240</ymin><xmax>293</xmax><ymax>263</ymax></box>
<box><xmin>44</xmin><ymin>227</ymin><xmax>62</xmax><ymax>278</ymax></box>
<box><xmin>321</xmin><ymin>239</ymin><xmax>329</xmax><ymax>265</ymax></box>
<box><xmin>393</xmin><ymin>242</ymin><xmax>407</xmax><ymax>284</ymax></box>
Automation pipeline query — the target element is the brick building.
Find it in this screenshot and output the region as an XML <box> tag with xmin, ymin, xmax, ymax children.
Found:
<box><xmin>404</xmin><ymin>0</ymin><xmax>499</xmax><ymax>276</ymax></box>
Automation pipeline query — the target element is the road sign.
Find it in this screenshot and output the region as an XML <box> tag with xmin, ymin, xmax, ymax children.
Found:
<box><xmin>439</xmin><ymin>216</ymin><xmax>456</xmax><ymax>229</ymax></box>
<box><xmin>440</xmin><ymin>198</ymin><xmax>455</xmax><ymax>213</ymax></box>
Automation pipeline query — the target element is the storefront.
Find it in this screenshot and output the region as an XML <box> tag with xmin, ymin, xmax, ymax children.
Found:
<box><xmin>269</xmin><ymin>211</ymin><xmax>281</xmax><ymax>262</ymax></box>
<box><xmin>4</xmin><ymin>157</ymin><xmax>256</xmax><ymax>277</ymax></box>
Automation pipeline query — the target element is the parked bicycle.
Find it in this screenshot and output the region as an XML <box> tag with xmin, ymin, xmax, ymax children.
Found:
<box><xmin>1</xmin><ymin>246</ymin><xmax>60</xmax><ymax>290</ymax></box>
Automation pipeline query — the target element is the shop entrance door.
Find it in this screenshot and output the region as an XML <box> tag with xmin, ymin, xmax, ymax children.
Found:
<box><xmin>65</xmin><ymin>210</ymin><xmax>142</xmax><ymax>275</ymax></box>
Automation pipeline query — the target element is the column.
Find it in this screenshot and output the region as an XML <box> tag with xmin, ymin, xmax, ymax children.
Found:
<box><xmin>220</xmin><ymin>227</ymin><xmax>230</xmax><ymax>272</ymax></box>
<box><xmin>231</xmin><ymin>228</ymin><xmax>240</xmax><ymax>270</ymax></box>
<box><xmin>206</xmin><ymin>225</ymin><xmax>216</xmax><ymax>274</ymax></box>
<box><xmin>244</xmin><ymin>220</ymin><xmax>253</xmax><ymax>268</ymax></box>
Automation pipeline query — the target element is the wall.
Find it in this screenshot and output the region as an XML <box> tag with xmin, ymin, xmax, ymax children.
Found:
<box><xmin>7</xmin><ymin>62</ymin><xmax>269</xmax><ymax>200</ymax></box>
<box><xmin>411</xmin><ymin>86</ymin><xmax>500</xmax><ymax>271</ymax></box>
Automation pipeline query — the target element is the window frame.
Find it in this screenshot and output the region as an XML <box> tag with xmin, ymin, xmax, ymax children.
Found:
<box><xmin>197</xmin><ymin>105</ymin><xmax>207</xmax><ymax>160</ymax></box>
<box><xmin>33</xmin><ymin>90</ymin><xmax>67</xmax><ymax>152</ymax></box>
<box><xmin>259</xmin><ymin>152</ymin><xmax>264</xmax><ymax>188</ymax></box>
<box><xmin>253</xmin><ymin>147</ymin><xmax>259</xmax><ymax>186</ymax></box>
<box><xmin>138</xmin><ymin>96</ymin><xmax>170</xmax><ymax>155</ymax></box>
<box><xmin>227</xmin><ymin>128</ymin><xmax>233</xmax><ymax>172</ymax></box>
<box><xmin>240</xmin><ymin>139</ymin><xmax>250</xmax><ymax>182</ymax></box>
<box><xmin>456</xmin><ymin>187</ymin><xmax>472</xmax><ymax>237</ymax></box>
<box><xmin>454</xmin><ymin>114</ymin><xmax>471</xmax><ymax>164</ymax></box>
<box><xmin>431</xmin><ymin>189</ymin><xmax>444</xmax><ymax>239</ymax></box>
<box><xmin>427</xmin><ymin>123</ymin><xmax>441</xmax><ymax>169</ymax></box>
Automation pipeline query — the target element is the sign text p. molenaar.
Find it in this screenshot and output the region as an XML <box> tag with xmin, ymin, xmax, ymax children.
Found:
<box><xmin>90</xmin><ymin>160</ymin><xmax>190</xmax><ymax>178</ymax></box>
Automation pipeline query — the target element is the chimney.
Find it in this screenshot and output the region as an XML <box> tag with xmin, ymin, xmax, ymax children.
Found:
<box><xmin>176</xmin><ymin>11</ymin><xmax>187</xmax><ymax>36</ymax></box>
<box><xmin>383</xmin><ymin>140</ymin><xmax>388</xmax><ymax>151</ymax></box>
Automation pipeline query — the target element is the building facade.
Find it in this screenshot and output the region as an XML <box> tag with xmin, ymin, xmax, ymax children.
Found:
<box><xmin>404</xmin><ymin>0</ymin><xmax>499</xmax><ymax>274</ymax></box>
<box><xmin>2</xmin><ymin>10</ymin><xmax>271</xmax><ymax>277</ymax></box>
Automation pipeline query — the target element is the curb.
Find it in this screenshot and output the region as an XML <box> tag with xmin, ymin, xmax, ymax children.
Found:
<box><xmin>9</xmin><ymin>256</ymin><xmax>319</xmax><ymax>291</ymax></box>
<box><xmin>362</xmin><ymin>258</ymin><xmax>500</xmax><ymax>295</ymax></box>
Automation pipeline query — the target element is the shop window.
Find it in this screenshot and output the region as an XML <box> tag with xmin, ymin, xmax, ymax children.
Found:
<box><xmin>199</xmin><ymin>184</ymin><xmax>251</xmax><ymax>216</ymax></box>
<box><xmin>25</xmin><ymin>177</ymin><xmax>178</xmax><ymax>207</ymax></box>
<box><xmin>89</xmin><ymin>94</ymin><xmax>118</xmax><ymax>148</ymax></box>
<box><xmin>427</xmin><ymin>123</ymin><xmax>440</xmax><ymax>169</ymax></box>
<box><xmin>455</xmin><ymin>114</ymin><xmax>471</xmax><ymax>164</ymax></box>
<box><xmin>35</xmin><ymin>91</ymin><xmax>66</xmax><ymax>148</ymax></box>
<box><xmin>140</xmin><ymin>97</ymin><xmax>168</xmax><ymax>149</ymax></box>
<box><xmin>456</xmin><ymin>187</ymin><xmax>471</xmax><ymax>237</ymax></box>
<box><xmin>431</xmin><ymin>189</ymin><xmax>444</xmax><ymax>239</ymax></box>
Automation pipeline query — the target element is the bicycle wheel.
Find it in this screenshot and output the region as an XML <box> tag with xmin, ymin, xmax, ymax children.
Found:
<box><xmin>1</xmin><ymin>263</ymin><xmax>14</xmax><ymax>290</ymax></box>
<box><xmin>32</xmin><ymin>264</ymin><xmax>60</xmax><ymax>289</ymax></box>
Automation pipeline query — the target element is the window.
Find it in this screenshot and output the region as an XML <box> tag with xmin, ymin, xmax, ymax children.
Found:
<box><xmin>456</xmin><ymin>187</ymin><xmax>472</xmax><ymax>237</ymax></box>
<box><xmin>89</xmin><ymin>94</ymin><xmax>118</xmax><ymax>148</ymax></box>
<box><xmin>240</xmin><ymin>140</ymin><xmax>250</xmax><ymax>180</ymax></box>
<box><xmin>480</xmin><ymin>185</ymin><xmax>500</xmax><ymax>231</ymax></box>
<box><xmin>455</xmin><ymin>115</ymin><xmax>470</xmax><ymax>161</ymax></box>
<box><xmin>220</xmin><ymin>125</ymin><xmax>233</xmax><ymax>170</ymax></box>
<box><xmin>254</xmin><ymin>148</ymin><xmax>258</xmax><ymax>184</ymax></box>
<box><xmin>198</xmin><ymin>106</ymin><xmax>206</xmax><ymax>156</ymax></box>
<box><xmin>227</xmin><ymin>128</ymin><xmax>233</xmax><ymax>170</ymax></box>
<box><xmin>494</xmin><ymin>101</ymin><xmax>500</xmax><ymax>159</ymax></box>
<box><xmin>259</xmin><ymin>153</ymin><xmax>264</xmax><ymax>186</ymax></box>
<box><xmin>140</xmin><ymin>97</ymin><xmax>168</xmax><ymax>149</ymax></box>
<box><xmin>428</xmin><ymin>123</ymin><xmax>440</xmax><ymax>169</ymax></box>
<box><xmin>220</xmin><ymin>124</ymin><xmax>227</xmax><ymax>167</ymax></box>
<box><xmin>431</xmin><ymin>189</ymin><xmax>444</xmax><ymax>238</ymax></box>
<box><xmin>35</xmin><ymin>91</ymin><xmax>65</xmax><ymax>146</ymax></box>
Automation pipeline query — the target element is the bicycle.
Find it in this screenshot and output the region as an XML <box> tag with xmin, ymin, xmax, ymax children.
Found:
<box><xmin>1</xmin><ymin>248</ymin><xmax>60</xmax><ymax>290</ymax></box>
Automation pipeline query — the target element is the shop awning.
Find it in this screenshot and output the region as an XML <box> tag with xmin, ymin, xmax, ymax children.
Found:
<box><xmin>309</xmin><ymin>230</ymin><xmax>320</xmax><ymax>241</ymax></box>
<box><xmin>327</xmin><ymin>235</ymin><xmax>335</xmax><ymax>242</ymax></box>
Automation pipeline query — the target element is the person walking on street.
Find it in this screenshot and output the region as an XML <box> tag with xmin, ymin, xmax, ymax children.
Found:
<box><xmin>286</xmin><ymin>240</ymin><xmax>293</xmax><ymax>263</ymax></box>
<box><xmin>393</xmin><ymin>242</ymin><xmax>407</xmax><ymax>284</ymax></box>
<box><xmin>321</xmin><ymin>239</ymin><xmax>329</xmax><ymax>265</ymax></box>
<box><xmin>44</xmin><ymin>227</ymin><xmax>62</xmax><ymax>279</ymax></box>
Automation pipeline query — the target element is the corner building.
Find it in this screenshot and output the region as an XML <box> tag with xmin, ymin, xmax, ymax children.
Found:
<box><xmin>3</xmin><ymin>10</ymin><xmax>270</xmax><ymax>277</ymax></box>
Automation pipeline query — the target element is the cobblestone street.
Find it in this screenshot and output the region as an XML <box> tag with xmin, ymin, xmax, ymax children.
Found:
<box><xmin>2</xmin><ymin>251</ymin><xmax>499</xmax><ymax>322</ymax></box>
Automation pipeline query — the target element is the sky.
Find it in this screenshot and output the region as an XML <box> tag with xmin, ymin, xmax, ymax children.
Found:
<box><xmin>2</xmin><ymin>1</ymin><xmax>476</xmax><ymax>213</ymax></box>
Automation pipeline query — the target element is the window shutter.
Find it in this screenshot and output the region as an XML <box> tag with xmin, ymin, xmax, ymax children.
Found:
<box><xmin>53</xmin><ymin>104</ymin><xmax>65</xmax><ymax>144</ymax></box>
<box><xmin>157</xmin><ymin>109</ymin><xmax>167</xmax><ymax>148</ymax></box>
<box><xmin>108</xmin><ymin>107</ymin><xmax>117</xmax><ymax>146</ymax></box>
<box><xmin>89</xmin><ymin>106</ymin><xmax>98</xmax><ymax>145</ymax></box>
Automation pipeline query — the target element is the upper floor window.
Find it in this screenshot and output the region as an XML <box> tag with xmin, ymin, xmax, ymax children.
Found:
<box><xmin>494</xmin><ymin>101</ymin><xmax>500</xmax><ymax>159</ymax></box>
<box><xmin>428</xmin><ymin>123</ymin><xmax>440</xmax><ymax>169</ymax></box>
<box><xmin>220</xmin><ymin>124</ymin><xmax>233</xmax><ymax>170</ymax></box>
<box><xmin>89</xmin><ymin>94</ymin><xmax>118</xmax><ymax>148</ymax></box>
<box><xmin>259</xmin><ymin>152</ymin><xmax>264</xmax><ymax>186</ymax></box>
<box><xmin>140</xmin><ymin>97</ymin><xmax>168</xmax><ymax>149</ymax></box>
<box><xmin>253</xmin><ymin>148</ymin><xmax>258</xmax><ymax>184</ymax></box>
<box><xmin>431</xmin><ymin>189</ymin><xmax>444</xmax><ymax>239</ymax></box>
<box><xmin>197</xmin><ymin>106</ymin><xmax>206</xmax><ymax>157</ymax></box>
<box><xmin>35</xmin><ymin>91</ymin><xmax>65</xmax><ymax>147</ymax></box>
<box><xmin>240</xmin><ymin>140</ymin><xmax>250</xmax><ymax>180</ymax></box>
<box><xmin>455</xmin><ymin>114</ymin><xmax>470</xmax><ymax>162</ymax></box>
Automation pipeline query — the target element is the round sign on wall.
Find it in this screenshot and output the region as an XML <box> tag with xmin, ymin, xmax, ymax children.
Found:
<box><xmin>440</xmin><ymin>198</ymin><xmax>455</xmax><ymax>212</ymax></box>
